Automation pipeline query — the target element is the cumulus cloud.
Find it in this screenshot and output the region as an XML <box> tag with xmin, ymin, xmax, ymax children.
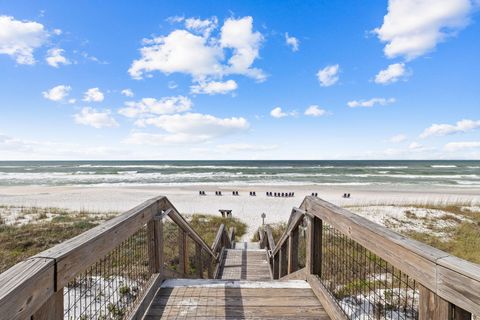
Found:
<box><xmin>126</xmin><ymin>113</ymin><xmax>249</xmax><ymax>144</ymax></box>
<box><xmin>46</xmin><ymin>48</ymin><xmax>70</xmax><ymax>68</ymax></box>
<box><xmin>444</xmin><ymin>141</ymin><xmax>480</xmax><ymax>151</ymax></box>
<box><xmin>74</xmin><ymin>107</ymin><xmax>119</xmax><ymax>128</ymax></box>
<box><xmin>270</xmin><ymin>107</ymin><xmax>287</xmax><ymax>118</ymax></box>
<box><xmin>304</xmin><ymin>105</ymin><xmax>326</xmax><ymax>117</ymax></box>
<box><xmin>83</xmin><ymin>88</ymin><xmax>104</xmax><ymax>102</ymax></box>
<box><xmin>0</xmin><ymin>15</ymin><xmax>49</xmax><ymax>64</ymax></box>
<box><xmin>374</xmin><ymin>63</ymin><xmax>407</xmax><ymax>84</ymax></box>
<box><xmin>118</xmin><ymin>96</ymin><xmax>193</xmax><ymax>118</ymax></box>
<box><xmin>129</xmin><ymin>16</ymin><xmax>265</xmax><ymax>82</ymax></box>
<box><xmin>190</xmin><ymin>80</ymin><xmax>238</xmax><ymax>95</ymax></box>
<box><xmin>285</xmin><ymin>33</ymin><xmax>299</xmax><ymax>51</ymax></box>
<box><xmin>42</xmin><ymin>85</ymin><xmax>71</xmax><ymax>101</ymax></box>
<box><xmin>121</xmin><ymin>89</ymin><xmax>134</xmax><ymax>97</ymax></box>
<box><xmin>374</xmin><ymin>0</ymin><xmax>475</xmax><ymax>60</ymax></box>
<box><xmin>389</xmin><ymin>134</ymin><xmax>407</xmax><ymax>143</ymax></box>
<box><xmin>317</xmin><ymin>64</ymin><xmax>339</xmax><ymax>87</ymax></box>
<box><xmin>184</xmin><ymin>17</ymin><xmax>218</xmax><ymax>37</ymax></box>
<box><xmin>420</xmin><ymin>119</ymin><xmax>480</xmax><ymax>138</ymax></box>
<box><xmin>347</xmin><ymin>98</ymin><xmax>396</xmax><ymax>108</ymax></box>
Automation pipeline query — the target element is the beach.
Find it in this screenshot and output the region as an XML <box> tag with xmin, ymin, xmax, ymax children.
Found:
<box><xmin>1</xmin><ymin>183</ymin><xmax>479</xmax><ymax>239</ymax></box>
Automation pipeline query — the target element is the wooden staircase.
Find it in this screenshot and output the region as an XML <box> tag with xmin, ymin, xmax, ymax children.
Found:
<box><xmin>143</xmin><ymin>242</ymin><xmax>330</xmax><ymax>319</ymax></box>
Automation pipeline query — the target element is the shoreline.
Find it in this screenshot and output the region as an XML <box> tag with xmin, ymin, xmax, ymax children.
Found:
<box><xmin>1</xmin><ymin>184</ymin><xmax>479</xmax><ymax>239</ymax></box>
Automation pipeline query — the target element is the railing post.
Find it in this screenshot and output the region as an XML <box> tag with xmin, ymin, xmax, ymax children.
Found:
<box><xmin>288</xmin><ymin>228</ymin><xmax>299</xmax><ymax>274</ymax></box>
<box><xmin>148</xmin><ymin>213</ymin><xmax>164</xmax><ymax>274</ymax></box>
<box><xmin>273</xmin><ymin>254</ymin><xmax>280</xmax><ymax>279</ymax></box>
<box><xmin>279</xmin><ymin>243</ymin><xmax>288</xmax><ymax>278</ymax></box>
<box><xmin>306</xmin><ymin>215</ymin><xmax>322</xmax><ymax>275</ymax></box>
<box><xmin>178</xmin><ymin>229</ymin><xmax>188</xmax><ymax>275</ymax></box>
<box><xmin>195</xmin><ymin>243</ymin><xmax>203</xmax><ymax>278</ymax></box>
<box><xmin>419</xmin><ymin>285</ymin><xmax>451</xmax><ymax>320</ymax></box>
<box><xmin>31</xmin><ymin>289</ymin><xmax>63</xmax><ymax>320</ymax></box>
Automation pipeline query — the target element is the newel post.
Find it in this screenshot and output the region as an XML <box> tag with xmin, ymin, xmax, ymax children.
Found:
<box><xmin>288</xmin><ymin>227</ymin><xmax>299</xmax><ymax>274</ymax></box>
<box><xmin>148</xmin><ymin>211</ymin><xmax>164</xmax><ymax>274</ymax></box>
<box><xmin>418</xmin><ymin>285</ymin><xmax>472</xmax><ymax>320</ymax></box>
<box><xmin>305</xmin><ymin>214</ymin><xmax>322</xmax><ymax>275</ymax></box>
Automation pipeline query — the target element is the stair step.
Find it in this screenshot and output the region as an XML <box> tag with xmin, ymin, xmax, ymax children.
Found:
<box><xmin>161</xmin><ymin>279</ymin><xmax>311</xmax><ymax>288</ymax></box>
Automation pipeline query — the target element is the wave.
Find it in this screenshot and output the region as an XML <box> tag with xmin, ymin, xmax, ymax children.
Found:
<box><xmin>431</xmin><ymin>165</ymin><xmax>457</xmax><ymax>168</ymax></box>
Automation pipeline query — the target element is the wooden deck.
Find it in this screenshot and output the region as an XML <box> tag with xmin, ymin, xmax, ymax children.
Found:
<box><xmin>144</xmin><ymin>243</ymin><xmax>330</xmax><ymax>319</ymax></box>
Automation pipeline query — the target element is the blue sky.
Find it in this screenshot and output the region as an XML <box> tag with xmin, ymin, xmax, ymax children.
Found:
<box><xmin>0</xmin><ymin>0</ymin><xmax>479</xmax><ymax>160</ymax></box>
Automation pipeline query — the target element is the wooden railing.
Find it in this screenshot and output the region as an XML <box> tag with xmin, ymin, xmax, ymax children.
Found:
<box><xmin>258</xmin><ymin>196</ymin><xmax>480</xmax><ymax>320</ymax></box>
<box><xmin>0</xmin><ymin>196</ymin><xmax>234</xmax><ymax>320</ymax></box>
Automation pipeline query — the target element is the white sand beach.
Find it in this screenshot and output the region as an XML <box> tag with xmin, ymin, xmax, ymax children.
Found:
<box><xmin>1</xmin><ymin>184</ymin><xmax>479</xmax><ymax>239</ymax></box>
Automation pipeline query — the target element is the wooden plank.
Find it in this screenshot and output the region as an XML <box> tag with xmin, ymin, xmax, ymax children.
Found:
<box><xmin>273</xmin><ymin>254</ymin><xmax>280</xmax><ymax>280</ymax></box>
<box><xmin>265</xmin><ymin>225</ymin><xmax>275</xmax><ymax>251</ymax></box>
<box><xmin>305</xmin><ymin>215</ymin><xmax>322</xmax><ymax>275</ymax></box>
<box><xmin>288</xmin><ymin>228</ymin><xmax>299</xmax><ymax>273</ymax></box>
<box><xmin>0</xmin><ymin>258</ymin><xmax>55</xmax><ymax>320</ymax></box>
<box><xmin>307</xmin><ymin>274</ymin><xmax>347</xmax><ymax>320</ymax></box>
<box><xmin>437</xmin><ymin>264</ymin><xmax>480</xmax><ymax>315</ymax></box>
<box><xmin>419</xmin><ymin>285</ymin><xmax>451</xmax><ymax>320</ymax></box>
<box><xmin>279</xmin><ymin>244</ymin><xmax>288</xmax><ymax>278</ymax></box>
<box><xmin>31</xmin><ymin>289</ymin><xmax>63</xmax><ymax>320</ymax></box>
<box><xmin>34</xmin><ymin>196</ymin><xmax>164</xmax><ymax>288</ymax></box>
<box><xmin>280</xmin><ymin>267</ymin><xmax>307</xmax><ymax>281</ymax></box>
<box><xmin>211</xmin><ymin>224</ymin><xmax>226</xmax><ymax>253</ymax></box>
<box><xmin>155</xmin><ymin>287</ymin><xmax>317</xmax><ymax>297</ymax></box>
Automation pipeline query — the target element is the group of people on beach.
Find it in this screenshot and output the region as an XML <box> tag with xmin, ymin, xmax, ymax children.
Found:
<box><xmin>199</xmin><ymin>190</ymin><xmax>302</xmax><ymax>197</ymax></box>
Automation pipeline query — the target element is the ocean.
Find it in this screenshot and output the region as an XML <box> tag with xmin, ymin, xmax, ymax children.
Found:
<box><xmin>0</xmin><ymin>160</ymin><xmax>479</xmax><ymax>187</ymax></box>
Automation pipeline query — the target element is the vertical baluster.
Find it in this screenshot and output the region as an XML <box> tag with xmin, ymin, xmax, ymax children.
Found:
<box><xmin>288</xmin><ymin>228</ymin><xmax>299</xmax><ymax>274</ymax></box>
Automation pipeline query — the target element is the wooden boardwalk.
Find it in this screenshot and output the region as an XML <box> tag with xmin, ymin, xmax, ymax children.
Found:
<box><xmin>144</xmin><ymin>242</ymin><xmax>330</xmax><ymax>319</ymax></box>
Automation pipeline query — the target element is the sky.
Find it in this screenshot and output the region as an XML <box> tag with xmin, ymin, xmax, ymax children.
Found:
<box><xmin>0</xmin><ymin>0</ymin><xmax>479</xmax><ymax>160</ymax></box>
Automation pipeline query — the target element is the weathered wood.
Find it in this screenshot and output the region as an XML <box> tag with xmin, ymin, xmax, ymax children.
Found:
<box><xmin>307</xmin><ymin>274</ymin><xmax>347</xmax><ymax>320</ymax></box>
<box><xmin>0</xmin><ymin>258</ymin><xmax>55</xmax><ymax>320</ymax></box>
<box><xmin>31</xmin><ymin>289</ymin><xmax>63</xmax><ymax>320</ymax></box>
<box><xmin>303</xmin><ymin>196</ymin><xmax>480</xmax><ymax>315</ymax></box>
<box><xmin>34</xmin><ymin>196</ymin><xmax>164</xmax><ymax>288</ymax></box>
<box><xmin>280</xmin><ymin>267</ymin><xmax>307</xmax><ymax>281</ymax></box>
<box><xmin>195</xmin><ymin>243</ymin><xmax>203</xmax><ymax>278</ymax></box>
<box><xmin>211</xmin><ymin>224</ymin><xmax>226</xmax><ymax>253</ymax></box>
<box><xmin>419</xmin><ymin>285</ymin><xmax>451</xmax><ymax>320</ymax></box>
<box><xmin>217</xmin><ymin>249</ymin><xmax>272</xmax><ymax>281</ymax></box>
<box><xmin>305</xmin><ymin>215</ymin><xmax>322</xmax><ymax>275</ymax></box>
<box><xmin>229</xmin><ymin>226</ymin><xmax>235</xmax><ymax>244</ymax></box>
<box><xmin>279</xmin><ymin>244</ymin><xmax>288</xmax><ymax>278</ymax></box>
<box><xmin>265</xmin><ymin>225</ymin><xmax>275</xmax><ymax>251</ymax></box>
<box><xmin>127</xmin><ymin>274</ymin><xmax>164</xmax><ymax>320</ymax></box>
<box><xmin>288</xmin><ymin>228</ymin><xmax>299</xmax><ymax>273</ymax></box>
<box><xmin>273</xmin><ymin>254</ymin><xmax>280</xmax><ymax>279</ymax></box>
<box><xmin>452</xmin><ymin>306</ymin><xmax>472</xmax><ymax>320</ymax></box>
<box><xmin>258</xmin><ymin>228</ymin><xmax>265</xmax><ymax>249</ymax></box>
<box><xmin>178</xmin><ymin>229</ymin><xmax>188</xmax><ymax>275</ymax></box>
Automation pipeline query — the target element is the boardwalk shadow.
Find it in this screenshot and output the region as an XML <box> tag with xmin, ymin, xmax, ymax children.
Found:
<box><xmin>224</xmin><ymin>249</ymin><xmax>246</xmax><ymax>318</ymax></box>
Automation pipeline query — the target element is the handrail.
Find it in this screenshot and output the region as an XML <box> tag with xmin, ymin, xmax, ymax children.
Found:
<box><xmin>301</xmin><ymin>196</ymin><xmax>480</xmax><ymax>316</ymax></box>
<box><xmin>212</xmin><ymin>223</ymin><xmax>226</xmax><ymax>254</ymax></box>
<box><xmin>0</xmin><ymin>196</ymin><xmax>232</xmax><ymax>320</ymax></box>
<box><xmin>271</xmin><ymin>207</ymin><xmax>305</xmax><ymax>256</ymax></box>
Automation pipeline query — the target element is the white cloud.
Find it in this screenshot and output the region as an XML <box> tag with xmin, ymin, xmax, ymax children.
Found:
<box><xmin>374</xmin><ymin>0</ymin><xmax>474</xmax><ymax>60</ymax></box>
<box><xmin>270</xmin><ymin>107</ymin><xmax>287</xmax><ymax>118</ymax></box>
<box><xmin>0</xmin><ymin>15</ymin><xmax>49</xmax><ymax>65</ymax></box>
<box><xmin>285</xmin><ymin>33</ymin><xmax>299</xmax><ymax>52</ymax></box>
<box><xmin>347</xmin><ymin>98</ymin><xmax>396</xmax><ymax>108</ymax></box>
<box><xmin>46</xmin><ymin>48</ymin><xmax>70</xmax><ymax>68</ymax></box>
<box><xmin>129</xmin><ymin>16</ymin><xmax>265</xmax><ymax>82</ymax></box>
<box><xmin>408</xmin><ymin>142</ymin><xmax>423</xmax><ymax>150</ymax></box>
<box><xmin>127</xmin><ymin>113</ymin><xmax>249</xmax><ymax>144</ymax></box>
<box><xmin>304</xmin><ymin>105</ymin><xmax>326</xmax><ymax>117</ymax></box>
<box><xmin>121</xmin><ymin>89</ymin><xmax>134</xmax><ymax>97</ymax></box>
<box><xmin>444</xmin><ymin>141</ymin><xmax>480</xmax><ymax>151</ymax></box>
<box><xmin>74</xmin><ymin>107</ymin><xmax>119</xmax><ymax>128</ymax></box>
<box><xmin>83</xmin><ymin>88</ymin><xmax>104</xmax><ymax>102</ymax></box>
<box><xmin>317</xmin><ymin>64</ymin><xmax>339</xmax><ymax>87</ymax></box>
<box><xmin>184</xmin><ymin>17</ymin><xmax>218</xmax><ymax>37</ymax></box>
<box><xmin>190</xmin><ymin>80</ymin><xmax>238</xmax><ymax>95</ymax></box>
<box><xmin>389</xmin><ymin>134</ymin><xmax>407</xmax><ymax>143</ymax></box>
<box><xmin>42</xmin><ymin>85</ymin><xmax>71</xmax><ymax>101</ymax></box>
<box><xmin>118</xmin><ymin>96</ymin><xmax>192</xmax><ymax>118</ymax></box>
<box><xmin>374</xmin><ymin>63</ymin><xmax>407</xmax><ymax>84</ymax></box>
<box><xmin>217</xmin><ymin>143</ymin><xmax>277</xmax><ymax>152</ymax></box>
<box><xmin>420</xmin><ymin>119</ymin><xmax>480</xmax><ymax>138</ymax></box>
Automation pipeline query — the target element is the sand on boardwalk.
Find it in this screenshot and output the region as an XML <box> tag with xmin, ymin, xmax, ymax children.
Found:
<box><xmin>1</xmin><ymin>184</ymin><xmax>479</xmax><ymax>240</ymax></box>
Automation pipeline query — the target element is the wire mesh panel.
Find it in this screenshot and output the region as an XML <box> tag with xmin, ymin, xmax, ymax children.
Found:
<box><xmin>163</xmin><ymin>216</ymin><xmax>180</xmax><ymax>272</ymax></box>
<box><xmin>320</xmin><ymin>222</ymin><xmax>419</xmax><ymax>320</ymax></box>
<box><xmin>64</xmin><ymin>224</ymin><xmax>152</xmax><ymax>320</ymax></box>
